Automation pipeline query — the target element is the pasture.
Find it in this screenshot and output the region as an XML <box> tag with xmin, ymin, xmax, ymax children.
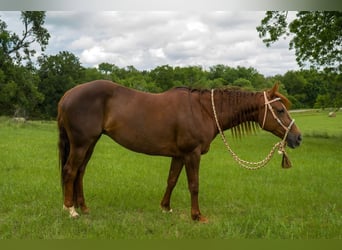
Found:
<box><xmin>0</xmin><ymin>111</ymin><xmax>341</xmax><ymax>239</ymax></box>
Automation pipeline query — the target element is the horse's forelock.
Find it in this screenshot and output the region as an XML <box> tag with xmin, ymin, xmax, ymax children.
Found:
<box><xmin>275</xmin><ymin>92</ymin><xmax>291</xmax><ymax>109</ymax></box>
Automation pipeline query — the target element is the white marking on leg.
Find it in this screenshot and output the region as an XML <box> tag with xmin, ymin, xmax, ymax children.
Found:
<box><xmin>63</xmin><ymin>205</ymin><xmax>80</xmax><ymax>218</ymax></box>
<box><xmin>162</xmin><ymin>208</ymin><xmax>173</xmax><ymax>213</ymax></box>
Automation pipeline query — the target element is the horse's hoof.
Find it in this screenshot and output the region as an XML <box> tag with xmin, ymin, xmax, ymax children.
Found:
<box><xmin>63</xmin><ymin>205</ymin><xmax>80</xmax><ymax>218</ymax></box>
<box><xmin>81</xmin><ymin>207</ymin><xmax>90</xmax><ymax>214</ymax></box>
<box><xmin>192</xmin><ymin>214</ymin><xmax>209</xmax><ymax>223</ymax></box>
<box><xmin>70</xmin><ymin>212</ymin><xmax>80</xmax><ymax>218</ymax></box>
<box><xmin>198</xmin><ymin>215</ymin><xmax>209</xmax><ymax>223</ymax></box>
<box><xmin>161</xmin><ymin>206</ymin><xmax>173</xmax><ymax>213</ymax></box>
<box><xmin>162</xmin><ymin>208</ymin><xmax>173</xmax><ymax>213</ymax></box>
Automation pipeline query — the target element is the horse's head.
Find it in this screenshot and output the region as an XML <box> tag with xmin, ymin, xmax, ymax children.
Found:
<box><xmin>258</xmin><ymin>83</ymin><xmax>302</xmax><ymax>149</ymax></box>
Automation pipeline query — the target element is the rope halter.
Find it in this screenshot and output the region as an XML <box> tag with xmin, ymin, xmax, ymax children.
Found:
<box><xmin>211</xmin><ymin>89</ymin><xmax>295</xmax><ymax>170</ymax></box>
<box><xmin>262</xmin><ymin>91</ymin><xmax>295</xmax><ymax>147</ymax></box>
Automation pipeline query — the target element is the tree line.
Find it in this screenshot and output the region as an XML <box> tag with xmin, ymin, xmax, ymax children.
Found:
<box><xmin>1</xmin><ymin>51</ymin><xmax>341</xmax><ymax>119</ymax></box>
<box><xmin>1</xmin><ymin>11</ymin><xmax>341</xmax><ymax>119</ymax></box>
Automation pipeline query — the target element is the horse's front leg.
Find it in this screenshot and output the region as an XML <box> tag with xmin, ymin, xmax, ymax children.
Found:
<box><xmin>184</xmin><ymin>150</ymin><xmax>208</xmax><ymax>222</ymax></box>
<box><xmin>160</xmin><ymin>157</ymin><xmax>184</xmax><ymax>212</ymax></box>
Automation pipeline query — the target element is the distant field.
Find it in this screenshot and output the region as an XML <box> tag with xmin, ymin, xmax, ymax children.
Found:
<box><xmin>0</xmin><ymin>111</ymin><xmax>341</xmax><ymax>239</ymax></box>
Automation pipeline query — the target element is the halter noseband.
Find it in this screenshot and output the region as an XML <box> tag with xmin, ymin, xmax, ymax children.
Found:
<box><xmin>262</xmin><ymin>91</ymin><xmax>295</xmax><ymax>143</ymax></box>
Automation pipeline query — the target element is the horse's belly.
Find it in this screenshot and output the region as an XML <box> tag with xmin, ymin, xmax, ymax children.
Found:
<box><xmin>105</xmin><ymin>128</ymin><xmax>181</xmax><ymax>157</ymax></box>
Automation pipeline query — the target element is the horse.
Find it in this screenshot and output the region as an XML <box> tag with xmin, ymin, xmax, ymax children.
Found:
<box><xmin>57</xmin><ymin>80</ymin><xmax>302</xmax><ymax>222</ymax></box>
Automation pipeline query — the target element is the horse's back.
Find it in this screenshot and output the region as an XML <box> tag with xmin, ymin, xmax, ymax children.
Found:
<box><xmin>59</xmin><ymin>80</ymin><xmax>118</xmax><ymax>106</ymax></box>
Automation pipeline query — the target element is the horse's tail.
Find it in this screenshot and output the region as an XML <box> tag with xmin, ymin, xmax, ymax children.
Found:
<box><xmin>57</xmin><ymin>113</ymin><xmax>70</xmax><ymax>193</ymax></box>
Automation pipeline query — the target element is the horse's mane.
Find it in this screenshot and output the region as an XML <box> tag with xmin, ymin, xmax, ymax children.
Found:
<box><xmin>174</xmin><ymin>86</ymin><xmax>256</xmax><ymax>137</ymax></box>
<box><xmin>174</xmin><ymin>85</ymin><xmax>292</xmax><ymax>138</ymax></box>
<box><xmin>174</xmin><ymin>85</ymin><xmax>242</xmax><ymax>93</ymax></box>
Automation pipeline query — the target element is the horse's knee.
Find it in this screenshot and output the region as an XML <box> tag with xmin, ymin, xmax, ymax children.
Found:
<box><xmin>167</xmin><ymin>178</ymin><xmax>178</xmax><ymax>188</ymax></box>
<box><xmin>188</xmin><ymin>183</ymin><xmax>199</xmax><ymax>195</ymax></box>
<box><xmin>62</xmin><ymin>165</ymin><xmax>78</xmax><ymax>182</ymax></box>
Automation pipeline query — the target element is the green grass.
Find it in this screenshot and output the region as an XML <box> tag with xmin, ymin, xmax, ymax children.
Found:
<box><xmin>0</xmin><ymin>111</ymin><xmax>341</xmax><ymax>239</ymax></box>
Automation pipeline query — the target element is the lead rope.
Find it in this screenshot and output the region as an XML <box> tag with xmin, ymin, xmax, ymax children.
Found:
<box><xmin>211</xmin><ymin>89</ymin><xmax>289</xmax><ymax>170</ymax></box>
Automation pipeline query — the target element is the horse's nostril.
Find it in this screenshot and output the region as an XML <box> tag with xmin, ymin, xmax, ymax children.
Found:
<box><xmin>298</xmin><ymin>134</ymin><xmax>302</xmax><ymax>142</ymax></box>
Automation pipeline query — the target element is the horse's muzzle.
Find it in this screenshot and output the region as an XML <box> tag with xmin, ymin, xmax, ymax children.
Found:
<box><xmin>286</xmin><ymin>133</ymin><xmax>302</xmax><ymax>148</ymax></box>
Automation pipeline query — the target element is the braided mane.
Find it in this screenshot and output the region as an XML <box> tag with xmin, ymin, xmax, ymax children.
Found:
<box><xmin>174</xmin><ymin>85</ymin><xmax>291</xmax><ymax>138</ymax></box>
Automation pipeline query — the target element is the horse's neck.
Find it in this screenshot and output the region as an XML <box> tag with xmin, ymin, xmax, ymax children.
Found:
<box><xmin>213</xmin><ymin>90</ymin><xmax>261</xmax><ymax>131</ymax></box>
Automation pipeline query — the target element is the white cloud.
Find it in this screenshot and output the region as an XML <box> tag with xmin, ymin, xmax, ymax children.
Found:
<box><xmin>81</xmin><ymin>46</ymin><xmax>108</xmax><ymax>64</ymax></box>
<box><xmin>186</xmin><ymin>21</ymin><xmax>208</xmax><ymax>32</ymax></box>
<box><xmin>0</xmin><ymin>11</ymin><xmax>299</xmax><ymax>76</ymax></box>
<box><xmin>149</xmin><ymin>48</ymin><xmax>166</xmax><ymax>59</ymax></box>
<box><xmin>70</xmin><ymin>36</ymin><xmax>96</xmax><ymax>50</ymax></box>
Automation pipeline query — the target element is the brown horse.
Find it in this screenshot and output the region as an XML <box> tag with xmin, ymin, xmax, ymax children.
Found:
<box><xmin>58</xmin><ymin>80</ymin><xmax>301</xmax><ymax>221</ymax></box>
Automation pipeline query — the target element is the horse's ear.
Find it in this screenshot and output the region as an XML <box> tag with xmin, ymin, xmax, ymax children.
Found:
<box><xmin>268</xmin><ymin>82</ymin><xmax>279</xmax><ymax>98</ymax></box>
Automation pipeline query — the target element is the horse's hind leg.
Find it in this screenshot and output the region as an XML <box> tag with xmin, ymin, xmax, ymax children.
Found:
<box><xmin>73</xmin><ymin>138</ymin><xmax>100</xmax><ymax>214</ymax></box>
<box><xmin>62</xmin><ymin>145</ymin><xmax>89</xmax><ymax>218</ymax></box>
<box><xmin>160</xmin><ymin>157</ymin><xmax>184</xmax><ymax>212</ymax></box>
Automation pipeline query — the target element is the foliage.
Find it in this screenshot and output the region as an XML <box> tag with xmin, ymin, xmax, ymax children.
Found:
<box><xmin>37</xmin><ymin>51</ymin><xmax>84</xmax><ymax>118</ymax></box>
<box><xmin>257</xmin><ymin>11</ymin><xmax>342</xmax><ymax>72</ymax></box>
<box><xmin>275</xmin><ymin>70</ymin><xmax>341</xmax><ymax>109</ymax></box>
<box><xmin>0</xmin><ymin>11</ymin><xmax>49</xmax><ymax>118</ymax></box>
<box><xmin>0</xmin><ymin>58</ymin><xmax>44</xmax><ymax>117</ymax></box>
<box><xmin>0</xmin><ymin>11</ymin><xmax>50</xmax><ymax>65</ymax></box>
<box><xmin>0</xmin><ymin>66</ymin><xmax>43</xmax><ymax>117</ymax></box>
<box><xmin>1</xmin><ymin>58</ymin><xmax>341</xmax><ymax>118</ymax></box>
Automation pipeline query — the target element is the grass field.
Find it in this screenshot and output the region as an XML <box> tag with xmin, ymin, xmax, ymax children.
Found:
<box><xmin>0</xmin><ymin>111</ymin><xmax>341</xmax><ymax>239</ymax></box>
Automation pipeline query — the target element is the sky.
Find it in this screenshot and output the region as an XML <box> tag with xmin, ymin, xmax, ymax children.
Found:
<box><xmin>0</xmin><ymin>11</ymin><xmax>300</xmax><ymax>76</ymax></box>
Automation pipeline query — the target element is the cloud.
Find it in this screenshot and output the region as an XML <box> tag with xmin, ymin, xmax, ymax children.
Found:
<box><xmin>149</xmin><ymin>48</ymin><xmax>166</xmax><ymax>59</ymax></box>
<box><xmin>81</xmin><ymin>46</ymin><xmax>108</xmax><ymax>64</ymax></box>
<box><xmin>70</xmin><ymin>36</ymin><xmax>96</xmax><ymax>50</ymax></box>
<box><xmin>0</xmin><ymin>11</ymin><xmax>299</xmax><ymax>76</ymax></box>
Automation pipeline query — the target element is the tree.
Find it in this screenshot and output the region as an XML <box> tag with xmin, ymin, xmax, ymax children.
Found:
<box><xmin>313</xmin><ymin>72</ymin><xmax>342</xmax><ymax>109</ymax></box>
<box><xmin>98</xmin><ymin>62</ymin><xmax>115</xmax><ymax>79</ymax></box>
<box><xmin>150</xmin><ymin>65</ymin><xmax>174</xmax><ymax>91</ymax></box>
<box><xmin>0</xmin><ymin>11</ymin><xmax>50</xmax><ymax>65</ymax></box>
<box><xmin>0</xmin><ymin>11</ymin><xmax>49</xmax><ymax>117</ymax></box>
<box><xmin>232</xmin><ymin>78</ymin><xmax>253</xmax><ymax>90</ymax></box>
<box><xmin>0</xmin><ymin>64</ymin><xmax>44</xmax><ymax>117</ymax></box>
<box><xmin>81</xmin><ymin>67</ymin><xmax>103</xmax><ymax>82</ymax></box>
<box><xmin>37</xmin><ymin>51</ymin><xmax>84</xmax><ymax>118</ymax></box>
<box><xmin>257</xmin><ymin>11</ymin><xmax>342</xmax><ymax>72</ymax></box>
<box><xmin>179</xmin><ymin>66</ymin><xmax>205</xmax><ymax>87</ymax></box>
<box><xmin>280</xmin><ymin>71</ymin><xmax>309</xmax><ymax>108</ymax></box>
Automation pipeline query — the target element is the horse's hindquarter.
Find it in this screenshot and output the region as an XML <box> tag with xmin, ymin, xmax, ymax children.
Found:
<box><xmin>103</xmin><ymin>87</ymin><xmax>213</xmax><ymax>157</ymax></box>
<box><xmin>58</xmin><ymin>81</ymin><xmax>114</xmax><ymax>144</ymax></box>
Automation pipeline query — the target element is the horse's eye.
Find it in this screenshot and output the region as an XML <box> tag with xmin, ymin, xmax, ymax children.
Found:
<box><xmin>277</xmin><ymin>109</ymin><xmax>285</xmax><ymax>115</ymax></box>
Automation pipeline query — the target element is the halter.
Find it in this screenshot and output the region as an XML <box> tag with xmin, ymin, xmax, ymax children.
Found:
<box><xmin>211</xmin><ymin>89</ymin><xmax>295</xmax><ymax>170</ymax></box>
<box><xmin>262</xmin><ymin>91</ymin><xmax>295</xmax><ymax>144</ymax></box>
